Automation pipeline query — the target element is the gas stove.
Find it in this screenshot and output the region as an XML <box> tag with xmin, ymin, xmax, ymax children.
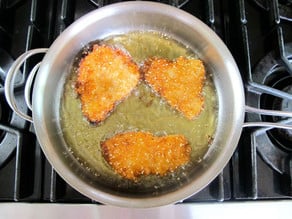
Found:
<box><xmin>0</xmin><ymin>0</ymin><xmax>291</xmax><ymax>214</ymax></box>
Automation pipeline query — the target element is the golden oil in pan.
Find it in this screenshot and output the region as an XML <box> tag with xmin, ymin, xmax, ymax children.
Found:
<box><xmin>60</xmin><ymin>31</ymin><xmax>218</xmax><ymax>191</ymax></box>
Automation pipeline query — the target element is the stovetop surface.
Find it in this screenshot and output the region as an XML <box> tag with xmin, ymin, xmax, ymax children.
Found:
<box><xmin>0</xmin><ymin>0</ymin><xmax>291</xmax><ymax>204</ymax></box>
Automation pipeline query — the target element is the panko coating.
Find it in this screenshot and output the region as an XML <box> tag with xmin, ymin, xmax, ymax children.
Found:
<box><xmin>101</xmin><ymin>131</ymin><xmax>191</xmax><ymax>180</ymax></box>
<box><xmin>76</xmin><ymin>44</ymin><xmax>140</xmax><ymax>123</ymax></box>
<box><xmin>143</xmin><ymin>56</ymin><xmax>206</xmax><ymax>119</ymax></box>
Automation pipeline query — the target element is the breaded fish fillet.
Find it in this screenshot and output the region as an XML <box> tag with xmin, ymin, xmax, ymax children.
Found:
<box><xmin>143</xmin><ymin>56</ymin><xmax>206</xmax><ymax>119</ymax></box>
<box><xmin>101</xmin><ymin>131</ymin><xmax>191</xmax><ymax>180</ymax></box>
<box><xmin>76</xmin><ymin>44</ymin><xmax>140</xmax><ymax>123</ymax></box>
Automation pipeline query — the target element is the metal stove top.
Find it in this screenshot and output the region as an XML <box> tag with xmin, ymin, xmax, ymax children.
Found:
<box><xmin>0</xmin><ymin>0</ymin><xmax>291</xmax><ymax>209</ymax></box>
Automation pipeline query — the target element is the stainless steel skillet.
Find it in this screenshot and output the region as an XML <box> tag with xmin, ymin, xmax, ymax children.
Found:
<box><xmin>4</xmin><ymin>1</ymin><xmax>292</xmax><ymax>208</ymax></box>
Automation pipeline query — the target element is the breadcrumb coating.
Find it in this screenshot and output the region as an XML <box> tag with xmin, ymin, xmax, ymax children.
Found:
<box><xmin>143</xmin><ymin>56</ymin><xmax>206</xmax><ymax>119</ymax></box>
<box><xmin>101</xmin><ymin>131</ymin><xmax>191</xmax><ymax>180</ymax></box>
<box><xmin>76</xmin><ymin>44</ymin><xmax>140</xmax><ymax>123</ymax></box>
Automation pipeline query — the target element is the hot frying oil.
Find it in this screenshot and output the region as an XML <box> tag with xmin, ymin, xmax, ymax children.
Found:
<box><xmin>60</xmin><ymin>31</ymin><xmax>218</xmax><ymax>188</ymax></box>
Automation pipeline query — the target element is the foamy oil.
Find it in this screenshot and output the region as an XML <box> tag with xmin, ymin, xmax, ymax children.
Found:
<box><xmin>60</xmin><ymin>31</ymin><xmax>218</xmax><ymax>192</ymax></box>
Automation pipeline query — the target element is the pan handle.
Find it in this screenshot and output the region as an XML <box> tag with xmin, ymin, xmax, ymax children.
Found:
<box><xmin>4</xmin><ymin>48</ymin><xmax>48</xmax><ymax>123</ymax></box>
<box><xmin>243</xmin><ymin>105</ymin><xmax>292</xmax><ymax>130</ymax></box>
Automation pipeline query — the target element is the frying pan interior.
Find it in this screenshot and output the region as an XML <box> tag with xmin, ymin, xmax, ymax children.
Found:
<box><xmin>32</xmin><ymin>2</ymin><xmax>245</xmax><ymax>207</ymax></box>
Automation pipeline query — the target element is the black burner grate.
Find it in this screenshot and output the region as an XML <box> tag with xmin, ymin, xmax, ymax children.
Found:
<box><xmin>0</xmin><ymin>0</ymin><xmax>291</xmax><ymax>203</ymax></box>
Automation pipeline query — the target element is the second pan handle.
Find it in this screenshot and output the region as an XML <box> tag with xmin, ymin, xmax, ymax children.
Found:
<box><xmin>4</xmin><ymin>48</ymin><xmax>48</xmax><ymax>123</ymax></box>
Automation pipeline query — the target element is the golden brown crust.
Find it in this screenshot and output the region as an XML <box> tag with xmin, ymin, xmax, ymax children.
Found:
<box><xmin>76</xmin><ymin>44</ymin><xmax>140</xmax><ymax>123</ymax></box>
<box><xmin>143</xmin><ymin>56</ymin><xmax>206</xmax><ymax>119</ymax></box>
<box><xmin>101</xmin><ymin>131</ymin><xmax>191</xmax><ymax>180</ymax></box>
